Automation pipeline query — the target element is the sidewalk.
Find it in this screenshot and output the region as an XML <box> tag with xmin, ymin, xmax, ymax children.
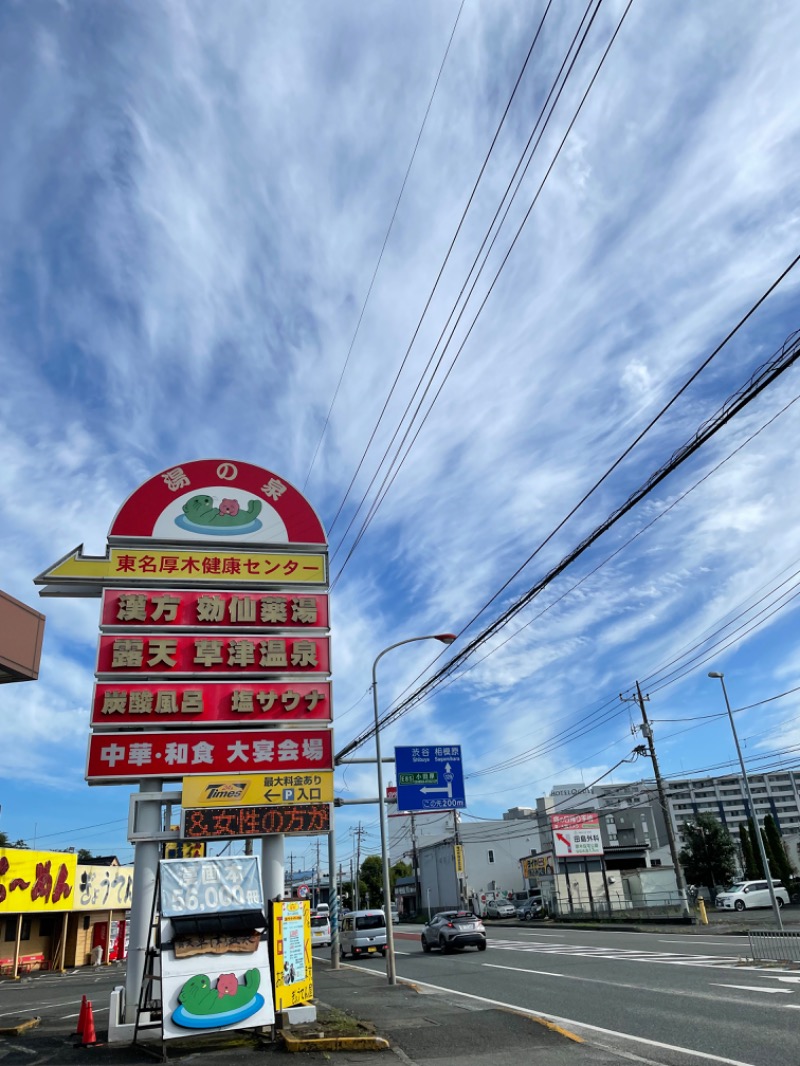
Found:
<box><xmin>311</xmin><ymin>958</ymin><xmax>623</xmax><ymax>1066</ymax></box>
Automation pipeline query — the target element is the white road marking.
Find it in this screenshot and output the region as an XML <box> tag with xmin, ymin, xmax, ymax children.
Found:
<box><xmin>385</xmin><ymin>973</ymin><xmax>761</xmax><ymax>1065</ymax></box>
<box><xmin>485</xmin><ymin>964</ymin><xmax>576</xmax><ymax>979</ymax></box>
<box><xmin>659</xmin><ymin>937</ymin><xmax>748</xmax><ymax>944</ymax></box>
<box><xmin>0</xmin><ymin>999</ymin><xmax>78</xmax><ymax>1018</ymax></box>
<box><xmin>490</xmin><ymin>938</ymin><xmax>741</xmax><ymax>968</ymax></box>
<box><xmin>711</xmin><ymin>984</ymin><xmax>792</xmax><ymax>994</ymax></box>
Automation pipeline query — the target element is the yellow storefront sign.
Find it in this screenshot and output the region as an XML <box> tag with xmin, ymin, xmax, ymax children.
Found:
<box><xmin>36</xmin><ymin>546</ymin><xmax>327</xmax><ymax>588</ymax></box>
<box><xmin>182</xmin><ymin>772</ymin><xmax>334</xmax><ymax>809</ymax></box>
<box><xmin>0</xmin><ymin>849</ymin><xmax>77</xmax><ymax>914</ymax></box>
<box><xmin>72</xmin><ymin>864</ymin><xmax>134</xmax><ymax>910</ymax></box>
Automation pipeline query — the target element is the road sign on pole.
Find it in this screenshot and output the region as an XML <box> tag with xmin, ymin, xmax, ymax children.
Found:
<box><xmin>394</xmin><ymin>745</ymin><xmax>465</xmax><ymax>813</ymax></box>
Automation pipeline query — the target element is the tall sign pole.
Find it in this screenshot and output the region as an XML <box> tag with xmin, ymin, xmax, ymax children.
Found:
<box><xmin>36</xmin><ymin>459</ymin><xmax>331</xmax><ymax>1027</ymax></box>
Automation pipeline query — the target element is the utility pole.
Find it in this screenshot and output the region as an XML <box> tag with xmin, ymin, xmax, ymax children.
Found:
<box><xmin>410</xmin><ymin>812</ymin><xmax>419</xmax><ymax>915</ymax></box>
<box><xmin>621</xmin><ymin>682</ymin><xmax>690</xmax><ymax>919</ymax></box>
<box><xmin>353</xmin><ymin>824</ymin><xmax>365</xmax><ymax>911</ymax></box>
<box><xmin>315</xmin><ymin>838</ymin><xmax>321</xmax><ymax>908</ymax></box>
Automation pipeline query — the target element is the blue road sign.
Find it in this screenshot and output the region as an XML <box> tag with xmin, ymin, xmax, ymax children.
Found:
<box><xmin>394</xmin><ymin>745</ymin><xmax>466</xmax><ymax>813</ymax></box>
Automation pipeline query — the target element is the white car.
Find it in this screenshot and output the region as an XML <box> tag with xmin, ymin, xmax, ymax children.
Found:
<box><xmin>485</xmin><ymin>899</ymin><xmax>516</xmax><ymax>919</ymax></box>
<box><xmin>310</xmin><ymin>912</ymin><xmax>331</xmax><ymax>946</ymax></box>
<box><xmin>715</xmin><ymin>880</ymin><xmax>789</xmax><ymax>911</ymax></box>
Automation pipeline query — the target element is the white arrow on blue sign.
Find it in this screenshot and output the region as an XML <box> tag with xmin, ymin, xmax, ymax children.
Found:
<box><xmin>394</xmin><ymin>745</ymin><xmax>466</xmax><ymax>813</ymax></box>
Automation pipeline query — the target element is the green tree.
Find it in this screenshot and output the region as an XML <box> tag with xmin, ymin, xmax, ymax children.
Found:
<box><xmin>360</xmin><ymin>856</ymin><xmax>384</xmax><ymax>907</ymax></box>
<box><xmin>763</xmin><ymin>814</ymin><xmax>794</xmax><ymax>885</ymax></box>
<box><xmin>738</xmin><ymin>824</ymin><xmax>759</xmax><ymax>880</ymax></box>
<box><xmin>0</xmin><ymin>832</ymin><xmax>8</xmax><ymax>848</ymax></box>
<box><xmin>77</xmin><ymin>849</ymin><xmax>94</xmax><ymax>863</ymax></box>
<box><xmin>390</xmin><ymin>860</ymin><xmax>411</xmax><ymax>889</ymax></box>
<box><xmin>679</xmin><ymin>814</ymin><xmax>737</xmax><ymax>890</ymax></box>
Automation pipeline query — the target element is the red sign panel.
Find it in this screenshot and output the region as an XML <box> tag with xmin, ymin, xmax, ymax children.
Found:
<box><xmin>101</xmin><ymin>589</ymin><xmax>329</xmax><ymax>629</ymax></box>
<box><xmin>108</xmin><ymin>459</ymin><xmax>326</xmax><ymax>545</ymax></box>
<box><xmin>91</xmin><ymin>681</ymin><xmax>331</xmax><ymax>728</ymax></box>
<box><xmin>86</xmin><ymin>729</ymin><xmax>333</xmax><ymax>782</ymax></box>
<box><xmin>96</xmin><ymin>634</ymin><xmax>330</xmax><ymax>676</ymax></box>
<box><xmin>182</xmin><ymin>804</ymin><xmax>331</xmax><ymax>838</ymax></box>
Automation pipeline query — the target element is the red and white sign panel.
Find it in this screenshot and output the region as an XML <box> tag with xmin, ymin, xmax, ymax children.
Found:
<box><xmin>101</xmin><ymin>589</ymin><xmax>329</xmax><ymax>630</ymax></box>
<box><xmin>551</xmin><ymin>812</ymin><xmax>604</xmax><ymax>858</ymax></box>
<box><xmin>91</xmin><ymin>681</ymin><xmax>332</xmax><ymax>728</ymax></box>
<box><xmin>108</xmin><ymin>459</ymin><xmax>326</xmax><ymax>545</ymax></box>
<box><xmin>87</xmin><ymin>729</ymin><xmax>334</xmax><ymax>783</ymax></box>
<box><xmin>96</xmin><ymin>634</ymin><xmax>330</xmax><ymax>676</ymax></box>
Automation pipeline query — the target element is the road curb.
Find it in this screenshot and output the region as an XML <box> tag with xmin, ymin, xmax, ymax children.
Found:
<box><xmin>281</xmin><ymin>1031</ymin><xmax>390</xmax><ymax>1052</ymax></box>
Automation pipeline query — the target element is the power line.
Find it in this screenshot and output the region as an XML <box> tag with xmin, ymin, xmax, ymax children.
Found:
<box><xmin>335</xmin><ymin>319</ymin><xmax>800</xmax><ymax>760</ymax></box>
<box><xmin>326</xmin><ymin>0</ymin><xmax>559</xmax><ymax>544</ymax></box>
<box><xmin>303</xmin><ymin>1</ymin><xmax>467</xmax><ymax>492</ymax></box>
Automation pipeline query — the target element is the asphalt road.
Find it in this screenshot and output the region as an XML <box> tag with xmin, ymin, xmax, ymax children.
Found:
<box><xmin>343</xmin><ymin>922</ymin><xmax>800</xmax><ymax>1066</ymax></box>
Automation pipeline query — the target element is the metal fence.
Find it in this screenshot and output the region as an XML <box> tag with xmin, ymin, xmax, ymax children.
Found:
<box><xmin>748</xmin><ymin>930</ymin><xmax>800</xmax><ymax>963</ymax></box>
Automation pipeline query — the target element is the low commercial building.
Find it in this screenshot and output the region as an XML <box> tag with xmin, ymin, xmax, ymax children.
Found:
<box><xmin>0</xmin><ymin>849</ymin><xmax>132</xmax><ymax>977</ymax></box>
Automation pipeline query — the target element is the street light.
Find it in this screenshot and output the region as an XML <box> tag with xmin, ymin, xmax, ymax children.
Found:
<box><xmin>373</xmin><ymin>633</ymin><xmax>457</xmax><ymax>985</ymax></box>
<box><xmin>708</xmin><ymin>671</ymin><xmax>783</xmax><ymax>930</ymax></box>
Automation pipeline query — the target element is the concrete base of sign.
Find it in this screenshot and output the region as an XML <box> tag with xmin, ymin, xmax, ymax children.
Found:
<box><xmin>277</xmin><ymin>1005</ymin><xmax>317</xmax><ymax>1027</ymax></box>
<box><xmin>108</xmin><ymin>987</ymin><xmax>161</xmax><ymax>1045</ymax></box>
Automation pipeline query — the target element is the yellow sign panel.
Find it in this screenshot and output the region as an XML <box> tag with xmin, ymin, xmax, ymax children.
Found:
<box><xmin>454</xmin><ymin>844</ymin><xmax>465</xmax><ymax>875</ymax></box>
<box><xmin>163</xmin><ymin>842</ymin><xmax>207</xmax><ymax>859</ymax></box>
<box><xmin>0</xmin><ymin>849</ymin><xmax>77</xmax><ymax>914</ymax></box>
<box><xmin>182</xmin><ymin>773</ymin><xmax>334</xmax><ymax>809</ymax></box>
<box><xmin>272</xmin><ymin>900</ymin><xmax>313</xmax><ymax>1010</ymax></box>
<box><xmin>36</xmin><ymin>546</ymin><xmax>327</xmax><ymax>587</ymax></box>
<box><xmin>72</xmin><ymin>864</ymin><xmax>134</xmax><ymax>911</ymax></box>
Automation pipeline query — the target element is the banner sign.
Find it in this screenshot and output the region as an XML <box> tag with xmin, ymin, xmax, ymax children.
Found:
<box><xmin>87</xmin><ymin>729</ymin><xmax>333</xmax><ymax>782</ymax></box>
<box><xmin>182</xmin><ymin>772</ymin><xmax>334</xmax><ymax>808</ymax></box>
<box><xmin>160</xmin><ymin>856</ymin><xmax>263</xmax><ymax>917</ymax></box>
<box><xmin>96</xmin><ymin>634</ymin><xmax>330</xmax><ymax>676</ymax></box>
<box><xmin>159</xmin><ymin>855</ymin><xmax>274</xmax><ymax>1040</ymax></box>
<box><xmin>101</xmin><ymin>589</ymin><xmax>329</xmax><ymax>629</ymax></box>
<box><xmin>551</xmin><ymin>813</ymin><xmax>604</xmax><ymax>857</ymax></box>
<box><xmin>182</xmin><ymin>804</ymin><xmax>331</xmax><ymax>839</ymax></box>
<box><xmin>0</xmin><ymin>849</ymin><xmax>77</xmax><ymax>914</ymax></box>
<box><xmin>73</xmin><ymin>864</ymin><xmax>133</xmax><ymax>910</ymax></box>
<box><xmin>37</xmin><ymin>547</ymin><xmax>326</xmax><ymax>589</ymax></box>
<box><xmin>91</xmin><ymin>681</ymin><xmax>332</xmax><ymax>728</ymax></box>
<box><xmin>271</xmin><ymin>900</ymin><xmax>313</xmax><ymax>1010</ymax></box>
<box><xmin>522</xmin><ymin>853</ymin><xmax>555</xmax><ymax>878</ymax></box>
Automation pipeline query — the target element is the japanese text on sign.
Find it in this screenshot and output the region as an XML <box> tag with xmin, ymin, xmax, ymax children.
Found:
<box><xmin>97</xmin><ymin>635</ymin><xmax>330</xmax><ymax>675</ymax></box>
<box><xmin>0</xmin><ymin>849</ymin><xmax>77</xmax><ymax>914</ymax></box>
<box><xmin>92</xmin><ymin>681</ymin><xmax>331</xmax><ymax>727</ymax></box>
<box><xmin>87</xmin><ymin>729</ymin><xmax>333</xmax><ymax>782</ymax></box>
<box><xmin>182</xmin><ymin>804</ymin><xmax>331</xmax><ymax>838</ymax></box>
<box><xmin>109</xmin><ymin>549</ymin><xmax>325</xmax><ymax>583</ymax></box>
<box><xmin>160</xmin><ymin>856</ymin><xmax>263</xmax><ymax>918</ymax></box>
<box><xmin>102</xmin><ymin>589</ymin><xmax>328</xmax><ymax>629</ymax></box>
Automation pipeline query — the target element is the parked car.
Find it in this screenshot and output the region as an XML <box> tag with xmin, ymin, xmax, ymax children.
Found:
<box><xmin>714</xmin><ymin>880</ymin><xmax>789</xmax><ymax>911</ymax></box>
<box><xmin>310</xmin><ymin>912</ymin><xmax>331</xmax><ymax>947</ymax></box>
<box><xmin>515</xmin><ymin>898</ymin><xmax>545</xmax><ymax>920</ymax></box>
<box><xmin>485</xmin><ymin>898</ymin><xmax>517</xmax><ymax>919</ymax></box>
<box><xmin>421</xmin><ymin>911</ymin><xmax>486</xmax><ymax>953</ymax></box>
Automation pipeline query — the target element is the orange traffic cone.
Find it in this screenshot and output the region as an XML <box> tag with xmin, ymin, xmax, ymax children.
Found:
<box><xmin>74</xmin><ymin>995</ymin><xmax>88</xmax><ymax>1037</ymax></box>
<box><xmin>81</xmin><ymin>1001</ymin><xmax>100</xmax><ymax>1047</ymax></box>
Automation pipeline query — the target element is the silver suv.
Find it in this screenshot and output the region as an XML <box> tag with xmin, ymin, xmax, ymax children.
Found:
<box><xmin>715</xmin><ymin>880</ymin><xmax>789</xmax><ymax>911</ymax></box>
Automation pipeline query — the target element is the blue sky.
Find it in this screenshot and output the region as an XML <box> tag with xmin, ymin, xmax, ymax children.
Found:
<box><xmin>1</xmin><ymin>1</ymin><xmax>800</xmax><ymax>874</ymax></box>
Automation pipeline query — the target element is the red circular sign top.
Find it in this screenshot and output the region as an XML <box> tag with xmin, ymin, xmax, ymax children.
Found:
<box><xmin>108</xmin><ymin>459</ymin><xmax>326</xmax><ymax>547</ymax></box>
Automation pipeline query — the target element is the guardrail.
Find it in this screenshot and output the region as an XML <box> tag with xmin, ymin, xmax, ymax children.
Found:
<box><xmin>748</xmin><ymin>930</ymin><xmax>800</xmax><ymax>962</ymax></box>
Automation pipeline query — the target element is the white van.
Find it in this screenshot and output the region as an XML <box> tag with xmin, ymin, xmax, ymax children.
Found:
<box><xmin>339</xmin><ymin>909</ymin><xmax>387</xmax><ymax>959</ymax></box>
